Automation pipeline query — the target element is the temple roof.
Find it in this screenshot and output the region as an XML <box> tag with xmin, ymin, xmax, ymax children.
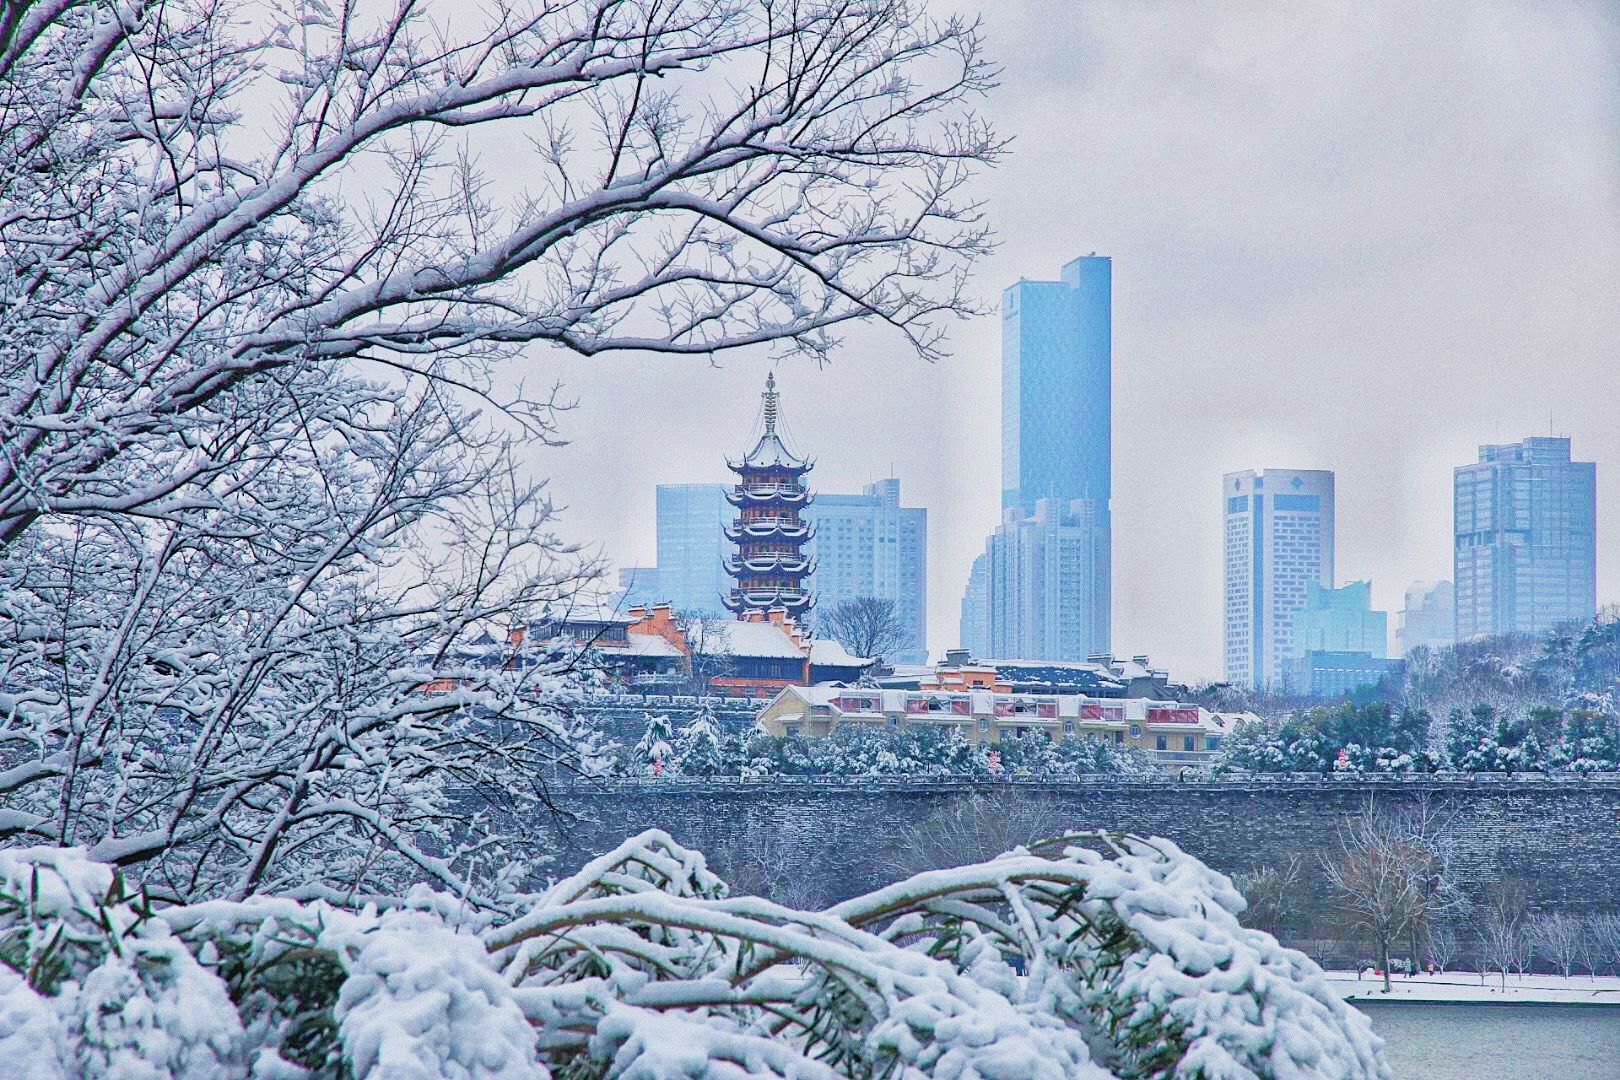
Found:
<box><xmin>729</xmin><ymin>373</ymin><xmax>810</xmax><ymax>472</ymax></box>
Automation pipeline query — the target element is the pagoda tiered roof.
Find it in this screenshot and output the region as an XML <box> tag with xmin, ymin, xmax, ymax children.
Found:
<box><xmin>725</xmin><ymin>373</ymin><xmax>812</xmax><ymax>474</ymax></box>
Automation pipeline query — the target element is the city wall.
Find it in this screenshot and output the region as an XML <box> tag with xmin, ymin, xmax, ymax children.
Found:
<box><xmin>536</xmin><ymin>775</ymin><xmax>1620</xmax><ymax>943</ymax></box>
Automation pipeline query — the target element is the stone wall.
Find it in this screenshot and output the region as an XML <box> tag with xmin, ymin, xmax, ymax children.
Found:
<box><xmin>535</xmin><ymin>775</ymin><xmax>1620</xmax><ymax>935</ymax></box>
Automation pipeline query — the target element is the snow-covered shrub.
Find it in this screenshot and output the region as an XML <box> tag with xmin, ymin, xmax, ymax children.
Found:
<box><xmin>0</xmin><ymin>835</ymin><xmax>1389</xmax><ymax>1079</ymax></box>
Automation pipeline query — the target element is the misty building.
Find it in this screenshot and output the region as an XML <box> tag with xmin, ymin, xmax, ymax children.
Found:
<box><xmin>617</xmin><ymin>566</ymin><xmax>660</xmax><ymax>609</ymax></box>
<box><xmin>1223</xmin><ymin>469</ymin><xmax>1336</xmax><ymax>689</ymax></box>
<box><xmin>1398</xmin><ymin>580</ymin><xmax>1455</xmax><ymax>655</ymax></box>
<box><xmin>981</xmin><ymin>498</ymin><xmax>1110</xmax><ymax>662</ymax></box>
<box><xmin>803</xmin><ymin>478</ymin><xmax>928</xmax><ymax>664</ymax></box>
<box><xmin>996</xmin><ymin>254</ymin><xmax>1112</xmax><ymax>655</ymax></box>
<box><xmin>654</xmin><ymin>483</ymin><xmax>732</xmax><ymax>617</ymax></box>
<box><xmin>1289</xmin><ymin>581</ymin><xmax>1387</xmax><ymax>659</ymax></box>
<box><xmin>959</xmin><ymin>553</ymin><xmax>990</xmax><ymax>657</ymax></box>
<box><xmin>1454</xmin><ymin>436</ymin><xmax>1596</xmax><ymax>641</ymax></box>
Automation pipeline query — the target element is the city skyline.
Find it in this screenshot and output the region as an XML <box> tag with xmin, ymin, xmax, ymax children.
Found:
<box><xmin>518</xmin><ymin>0</ymin><xmax>1620</xmax><ymax>680</ymax></box>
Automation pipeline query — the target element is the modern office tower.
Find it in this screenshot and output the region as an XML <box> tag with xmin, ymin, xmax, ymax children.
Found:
<box><xmin>1002</xmin><ymin>255</ymin><xmax>1111</xmax><ymax>516</ymax></box>
<box><xmin>1290</xmin><ymin>581</ymin><xmax>1388</xmax><ymax>658</ymax></box>
<box><xmin>982</xmin><ymin>498</ymin><xmax>1110</xmax><ymax>662</ymax></box>
<box><xmin>1222</xmin><ymin>469</ymin><xmax>1336</xmax><ymax>689</ymax></box>
<box><xmin>803</xmin><ymin>478</ymin><xmax>929</xmax><ymax>664</ymax></box>
<box><xmin>959</xmin><ymin>553</ymin><xmax>990</xmax><ymax>657</ymax></box>
<box><xmin>654</xmin><ymin>483</ymin><xmax>731</xmax><ymax>617</ymax></box>
<box><xmin>1454</xmin><ymin>436</ymin><xmax>1596</xmax><ymax>641</ymax></box>
<box><xmin>992</xmin><ymin>255</ymin><xmax>1112</xmax><ymax>656</ymax></box>
<box><xmin>1397</xmin><ymin>580</ymin><xmax>1455</xmax><ymax>655</ymax></box>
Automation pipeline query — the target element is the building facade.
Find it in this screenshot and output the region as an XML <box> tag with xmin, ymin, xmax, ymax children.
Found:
<box><xmin>983</xmin><ymin>498</ymin><xmax>1110</xmax><ymax>662</ymax></box>
<box><xmin>1397</xmin><ymin>579</ymin><xmax>1455</xmax><ymax>655</ymax></box>
<box><xmin>653</xmin><ymin>484</ymin><xmax>731</xmax><ymax>617</ymax></box>
<box><xmin>1283</xmin><ymin>651</ymin><xmax>1404</xmax><ymax>699</ymax></box>
<box><xmin>1222</xmin><ymin>469</ymin><xmax>1336</xmax><ymax>689</ymax></box>
<box><xmin>755</xmin><ymin>685</ymin><xmax>1240</xmax><ymax>766</ymax></box>
<box><xmin>723</xmin><ymin>374</ymin><xmax>815</xmax><ymax>618</ymax></box>
<box><xmin>804</xmin><ymin>478</ymin><xmax>928</xmax><ymax>664</ymax></box>
<box><xmin>990</xmin><ymin>255</ymin><xmax>1112</xmax><ymax>659</ymax></box>
<box><xmin>1290</xmin><ymin>581</ymin><xmax>1387</xmax><ymax>658</ymax></box>
<box><xmin>1454</xmin><ymin>437</ymin><xmax>1596</xmax><ymax>641</ymax></box>
<box><xmin>959</xmin><ymin>553</ymin><xmax>990</xmax><ymax>657</ymax></box>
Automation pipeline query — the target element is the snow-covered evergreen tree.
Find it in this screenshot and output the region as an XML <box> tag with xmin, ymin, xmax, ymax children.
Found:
<box><xmin>674</xmin><ymin>705</ymin><xmax>726</xmax><ymax>777</ymax></box>
<box><xmin>634</xmin><ymin>714</ymin><xmax>676</xmax><ymax>774</ymax></box>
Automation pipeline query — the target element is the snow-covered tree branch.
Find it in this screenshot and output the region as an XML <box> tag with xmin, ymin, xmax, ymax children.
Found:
<box><xmin>0</xmin><ymin>0</ymin><xmax>999</xmax><ymax>542</ymax></box>
<box><xmin>0</xmin><ymin>830</ymin><xmax>1391</xmax><ymax>1078</ymax></box>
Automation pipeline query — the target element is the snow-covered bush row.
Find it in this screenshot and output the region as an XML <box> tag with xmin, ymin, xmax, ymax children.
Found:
<box><xmin>583</xmin><ymin>707</ymin><xmax>1162</xmax><ymax>780</ymax></box>
<box><xmin>0</xmin><ymin>830</ymin><xmax>1389</xmax><ymax>1079</ymax></box>
<box><xmin>1215</xmin><ymin>701</ymin><xmax>1620</xmax><ymax>775</ymax></box>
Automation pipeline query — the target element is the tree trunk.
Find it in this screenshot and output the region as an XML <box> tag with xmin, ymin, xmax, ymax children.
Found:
<box><xmin>1379</xmin><ymin>935</ymin><xmax>1392</xmax><ymax>993</ymax></box>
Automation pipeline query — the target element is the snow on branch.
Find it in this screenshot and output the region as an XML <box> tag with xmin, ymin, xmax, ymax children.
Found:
<box><xmin>0</xmin><ymin>830</ymin><xmax>1388</xmax><ymax>1078</ymax></box>
<box><xmin>0</xmin><ymin>0</ymin><xmax>1000</xmax><ymax>542</ymax></box>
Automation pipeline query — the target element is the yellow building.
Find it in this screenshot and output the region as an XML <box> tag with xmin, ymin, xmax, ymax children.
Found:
<box><xmin>754</xmin><ymin>686</ymin><xmax>1251</xmax><ymax>766</ymax></box>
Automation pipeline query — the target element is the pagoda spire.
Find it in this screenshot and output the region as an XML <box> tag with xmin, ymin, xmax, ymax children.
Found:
<box><xmin>763</xmin><ymin>372</ymin><xmax>778</xmax><ymax>435</ymax></box>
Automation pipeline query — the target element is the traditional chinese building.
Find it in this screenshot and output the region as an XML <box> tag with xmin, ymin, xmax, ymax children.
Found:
<box><xmin>723</xmin><ymin>373</ymin><xmax>814</xmax><ymax>618</ymax></box>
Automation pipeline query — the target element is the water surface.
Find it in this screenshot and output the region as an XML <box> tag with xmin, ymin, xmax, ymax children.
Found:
<box><xmin>1356</xmin><ymin>1002</ymin><xmax>1620</xmax><ymax>1080</ymax></box>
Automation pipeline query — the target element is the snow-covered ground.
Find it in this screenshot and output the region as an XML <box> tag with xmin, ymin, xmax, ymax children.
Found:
<box><xmin>1327</xmin><ymin>970</ymin><xmax>1620</xmax><ymax>1005</ymax></box>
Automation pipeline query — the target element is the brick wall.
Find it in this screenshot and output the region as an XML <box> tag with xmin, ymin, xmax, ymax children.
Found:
<box><xmin>533</xmin><ymin>776</ymin><xmax>1620</xmax><ymax>929</ymax></box>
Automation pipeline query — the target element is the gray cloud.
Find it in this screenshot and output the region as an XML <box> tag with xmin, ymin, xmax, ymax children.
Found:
<box><xmin>522</xmin><ymin>0</ymin><xmax>1620</xmax><ymax>680</ymax></box>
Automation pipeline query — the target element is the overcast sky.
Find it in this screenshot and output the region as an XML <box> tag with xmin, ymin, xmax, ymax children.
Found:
<box><xmin>519</xmin><ymin>0</ymin><xmax>1620</xmax><ymax>682</ymax></box>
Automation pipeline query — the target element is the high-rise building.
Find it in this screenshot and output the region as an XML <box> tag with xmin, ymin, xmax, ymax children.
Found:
<box><xmin>1223</xmin><ymin>469</ymin><xmax>1335</xmax><ymax>689</ymax></box>
<box><xmin>989</xmin><ymin>255</ymin><xmax>1112</xmax><ymax>657</ymax></box>
<box><xmin>959</xmin><ymin>553</ymin><xmax>990</xmax><ymax>657</ymax></box>
<box><xmin>1454</xmin><ymin>436</ymin><xmax>1596</xmax><ymax>640</ymax></box>
<box><xmin>1002</xmin><ymin>255</ymin><xmax>1111</xmax><ymax>517</ymax></box>
<box><xmin>1397</xmin><ymin>580</ymin><xmax>1455</xmax><ymax>655</ymax></box>
<box><xmin>983</xmin><ymin>498</ymin><xmax>1110</xmax><ymax>662</ymax></box>
<box><xmin>1290</xmin><ymin>581</ymin><xmax>1387</xmax><ymax>658</ymax></box>
<box><xmin>804</xmin><ymin>478</ymin><xmax>928</xmax><ymax>664</ymax></box>
<box><xmin>653</xmin><ymin>484</ymin><xmax>731</xmax><ymax>616</ymax></box>
<box><xmin>724</xmin><ymin>373</ymin><xmax>815</xmax><ymax>618</ymax></box>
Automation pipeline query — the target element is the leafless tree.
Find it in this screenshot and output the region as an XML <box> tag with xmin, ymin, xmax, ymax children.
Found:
<box><xmin>1591</xmin><ymin>914</ymin><xmax>1620</xmax><ymax>976</ymax></box>
<box><xmin>1478</xmin><ymin>880</ymin><xmax>1530</xmax><ymax>989</ymax></box>
<box><xmin>0</xmin><ymin>0</ymin><xmax>997</xmax><ymax>904</ymax></box>
<box><xmin>1322</xmin><ymin>798</ymin><xmax>1461</xmax><ymax>992</ymax></box>
<box><xmin>1426</xmin><ymin>921</ymin><xmax>1460</xmax><ymax>972</ymax></box>
<box><xmin>675</xmin><ymin>611</ymin><xmax>737</xmax><ymax>695</ymax></box>
<box><xmin>1529</xmin><ymin>912</ymin><xmax>1585</xmax><ymax>978</ymax></box>
<box><xmin>882</xmin><ymin>792</ymin><xmax>1065</xmax><ymax>880</ymax></box>
<box><xmin>820</xmin><ymin>596</ymin><xmax>907</xmax><ymax>665</ymax></box>
<box><xmin>1233</xmin><ymin>854</ymin><xmax>1305</xmax><ymax>941</ymax></box>
<box><xmin>0</xmin><ymin>0</ymin><xmax>1000</xmax><ymax>547</ymax></box>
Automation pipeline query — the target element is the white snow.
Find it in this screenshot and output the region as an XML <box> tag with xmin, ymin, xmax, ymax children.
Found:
<box><xmin>1328</xmin><ymin>970</ymin><xmax>1620</xmax><ymax>1006</ymax></box>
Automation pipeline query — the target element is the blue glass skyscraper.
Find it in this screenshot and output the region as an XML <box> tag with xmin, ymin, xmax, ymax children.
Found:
<box><xmin>1454</xmin><ymin>437</ymin><xmax>1596</xmax><ymax>640</ymax></box>
<box><xmin>1001</xmin><ymin>255</ymin><xmax>1111</xmax><ymax>518</ymax></box>
<box><xmin>965</xmin><ymin>254</ymin><xmax>1112</xmax><ymax>660</ymax></box>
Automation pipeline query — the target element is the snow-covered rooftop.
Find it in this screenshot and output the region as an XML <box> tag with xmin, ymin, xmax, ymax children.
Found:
<box><xmin>688</xmin><ymin>619</ymin><xmax>806</xmax><ymax>659</ymax></box>
<box><xmin>808</xmin><ymin>638</ymin><xmax>870</xmax><ymax>668</ymax></box>
<box><xmin>624</xmin><ymin>633</ymin><xmax>683</xmax><ymax>658</ymax></box>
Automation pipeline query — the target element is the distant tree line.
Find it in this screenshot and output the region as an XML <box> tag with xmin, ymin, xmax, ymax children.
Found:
<box><xmin>1215</xmin><ymin>700</ymin><xmax>1620</xmax><ymax>774</ymax></box>
<box><xmin>573</xmin><ymin>707</ymin><xmax>1160</xmax><ymax>781</ymax></box>
<box><xmin>1211</xmin><ymin>612</ymin><xmax>1620</xmax><ymax>775</ymax></box>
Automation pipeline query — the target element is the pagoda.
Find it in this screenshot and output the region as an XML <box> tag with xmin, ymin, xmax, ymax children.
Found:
<box><xmin>723</xmin><ymin>373</ymin><xmax>814</xmax><ymax>617</ymax></box>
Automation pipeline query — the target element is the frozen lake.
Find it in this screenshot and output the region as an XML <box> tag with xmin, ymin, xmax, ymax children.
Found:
<box><xmin>1356</xmin><ymin>1002</ymin><xmax>1620</xmax><ymax>1080</ymax></box>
